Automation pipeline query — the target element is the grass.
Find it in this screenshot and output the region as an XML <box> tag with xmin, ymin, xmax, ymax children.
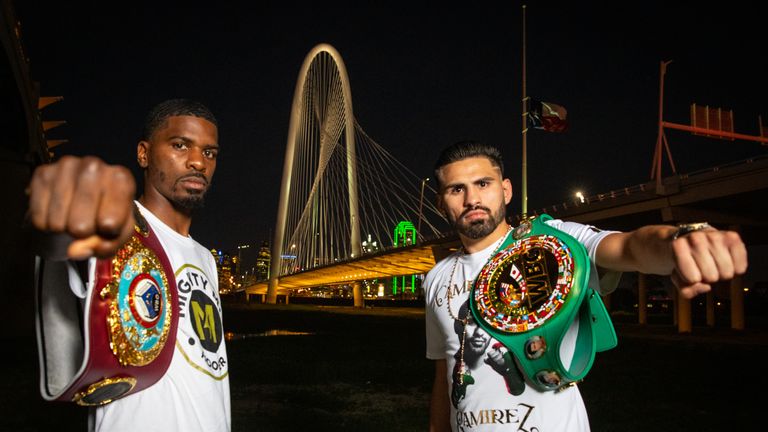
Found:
<box><xmin>3</xmin><ymin>301</ymin><xmax>766</xmax><ymax>431</ymax></box>
<box><xmin>224</xmin><ymin>303</ymin><xmax>431</xmax><ymax>431</ymax></box>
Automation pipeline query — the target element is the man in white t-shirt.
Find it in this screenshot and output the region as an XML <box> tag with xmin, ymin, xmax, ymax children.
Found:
<box><xmin>424</xmin><ymin>140</ymin><xmax>748</xmax><ymax>431</ymax></box>
<box><xmin>28</xmin><ymin>99</ymin><xmax>230</xmax><ymax>431</ymax></box>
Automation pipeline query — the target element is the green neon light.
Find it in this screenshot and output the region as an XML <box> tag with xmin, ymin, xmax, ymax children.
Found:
<box><xmin>393</xmin><ymin>221</ymin><xmax>416</xmax><ymax>247</ymax></box>
<box><xmin>392</xmin><ymin>221</ymin><xmax>418</xmax><ymax>295</ymax></box>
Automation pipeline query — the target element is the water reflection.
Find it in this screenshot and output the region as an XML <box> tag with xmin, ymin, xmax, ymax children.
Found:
<box><xmin>225</xmin><ymin>330</ymin><xmax>314</xmax><ymax>340</ymax></box>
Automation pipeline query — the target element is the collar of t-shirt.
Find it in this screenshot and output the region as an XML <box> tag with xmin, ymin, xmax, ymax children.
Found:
<box><xmin>134</xmin><ymin>200</ymin><xmax>196</xmax><ymax>247</ymax></box>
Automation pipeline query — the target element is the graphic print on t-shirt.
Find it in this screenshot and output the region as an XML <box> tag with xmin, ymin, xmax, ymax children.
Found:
<box><xmin>175</xmin><ymin>263</ymin><xmax>228</xmax><ymax>379</ymax></box>
<box><xmin>450</xmin><ymin>299</ymin><xmax>526</xmax><ymax>410</ymax></box>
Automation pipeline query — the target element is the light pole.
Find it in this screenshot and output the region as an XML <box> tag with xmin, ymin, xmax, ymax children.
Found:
<box><xmin>417</xmin><ymin>177</ymin><xmax>429</xmax><ymax>239</ymax></box>
<box><xmin>521</xmin><ymin>4</ymin><xmax>528</xmax><ymax>217</ymax></box>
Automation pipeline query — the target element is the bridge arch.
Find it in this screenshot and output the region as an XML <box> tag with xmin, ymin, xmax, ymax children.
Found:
<box><xmin>267</xmin><ymin>43</ymin><xmax>361</xmax><ymax>304</ymax></box>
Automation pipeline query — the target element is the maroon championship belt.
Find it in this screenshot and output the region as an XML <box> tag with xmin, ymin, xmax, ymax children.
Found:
<box><xmin>35</xmin><ymin>211</ymin><xmax>178</xmax><ymax>406</ymax></box>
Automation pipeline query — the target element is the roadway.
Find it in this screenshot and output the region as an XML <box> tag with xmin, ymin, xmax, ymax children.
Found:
<box><xmin>244</xmin><ymin>235</ymin><xmax>459</xmax><ymax>296</ymax></box>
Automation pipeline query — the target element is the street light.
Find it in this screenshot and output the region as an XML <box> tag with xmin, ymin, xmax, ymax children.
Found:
<box><xmin>417</xmin><ymin>177</ymin><xmax>430</xmax><ymax>238</ymax></box>
<box><xmin>575</xmin><ymin>191</ymin><xmax>585</xmax><ymax>204</ymax></box>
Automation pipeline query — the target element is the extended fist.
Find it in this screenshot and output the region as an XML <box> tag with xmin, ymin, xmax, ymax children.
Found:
<box><xmin>28</xmin><ymin>156</ymin><xmax>136</xmax><ymax>260</ymax></box>
<box><xmin>671</xmin><ymin>227</ymin><xmax>748</xmax><ymax>299</ymax></box>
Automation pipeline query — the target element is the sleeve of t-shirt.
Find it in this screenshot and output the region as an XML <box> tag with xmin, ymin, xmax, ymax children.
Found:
<box><xmin>207</xmin><ymin>252</ymin><xmax>220</xmax><ymax>290</ymax></box>
<box><xmin>423</xmin><ymin>268</ymin><xmax>447</xmax><ymax>360</ymax></box>
<box><xmin>545</xmin><ymin>219</ymin><xmax>623</xmax><ymax>295</ymax></box>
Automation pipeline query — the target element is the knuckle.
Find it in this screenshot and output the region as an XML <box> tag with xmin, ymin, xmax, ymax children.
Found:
<box><xmin>701</xmin><ymin>269</ymin><xmax>719</xmax><ymax>283</ymax></box>
<box><xmin>724</xmin><ymin>231</ymin><xmax>742</xmax><ymax>244</ymax></box>
<box><xmin>98</xmin><ymin>215</ymin><xmax>122</xmax><ymax>235</ymax></box>
<box><xmin>80</xmin><ymin>155</ymin><xmax>102</xmax><ymax>166</ymax></box>
<box><xmin>670</xmin><ymin>239</ymin><xmax>686</xmax><ymax>256</ymax></box>
<box><xmin>33</xmin><ymin>164</ymin><xmax>55</xmax><ymax>183</ymax></box>
<box><xmin>68</xmin><ymin>220</ymin><xmax>92</xmax><ymax>238</ymax></box>
<box><xmin>111</xmin><ymin>166</ymin><xmax>136</xmax><ymax>188</ymax></box>
<box><xmin>687</xmin><ymin>233</ymin><xmax>707</xmax><ymax>248</ymax></box>
<box><xmin>80</xmin><ymin>157</ymin><xmax>105</xmax><ymax>175</ymax></box>
<box><xmin>29</xmin><ymin>213</ymin><xmax>47</xmax><ymax>230</ymax></box>
<box><xmin>59</xmin><ymin>155</ymin><xmax>84</xmax><ymax>172</ymax></box>
<box><xmin>58</xmin><ymin>155</ymin><xmax>78</xmax><ymax>165</ymax></box>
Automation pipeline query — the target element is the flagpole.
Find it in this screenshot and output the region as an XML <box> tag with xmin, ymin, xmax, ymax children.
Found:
<box><xmin>521</xmin><ymin>4</ymin><xmax>528</xmax><ymax>217</ymax></box>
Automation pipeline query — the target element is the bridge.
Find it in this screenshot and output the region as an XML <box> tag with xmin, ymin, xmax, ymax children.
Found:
<box><xmin>246</xmin><ymin>43</ymin><xmax>767</xmax><ymax>332</ymax></box>
<box><xmin>248</xmin><ymin>43</ymin><xmax>451</xmax><ymax>305</ymax></box>
<box><xmin>519</xmin><ymin>155</ymin><xmax>768</xmax><ymax>239</ymax></box>
<box><xmin>247</xmin><ymin>151</ymin><xmax>767</xmax><ymax>315</ymax></box>
<box><xmin>246</xmin><ymin>237</ymin><xmax>452</xmax><ymax>298</ymax></box>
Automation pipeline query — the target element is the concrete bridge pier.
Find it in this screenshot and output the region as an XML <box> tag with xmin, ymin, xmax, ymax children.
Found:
<box><xmin>730</xmin><ymin>274</ymin><xmax>745</xmax><ymax>330</ymax></box>
<box><xmin>728</xmin><ymin>225</ymin><xmax>746</xmax><ymax>331</ymax></box>
<box><xmin>267</xmin><ymin>278</ymin><xmax>278</xmax><ymax>304</ymax></box>
<box><xmin>677</xmin><ymin>294</ymin><xmax>692</xmax><ymax>333</ymax></box>
<box><xmin>353</xmin><ymin>281</ymin><xmax>364</xmax><ymax>308</ymax></box>
<box><xmin>637</xmin><ymin>272</ymin><xmax>648</xmax><ymax>325</ymax></box>
<box><xmin>706</xmin><ymin>291</ymin><xmax>715</xmax><ymax>327</ymax></box>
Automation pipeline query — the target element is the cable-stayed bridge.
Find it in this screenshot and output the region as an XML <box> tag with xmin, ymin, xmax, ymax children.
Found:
<box><xmin>249</xmin><ymin>44</ymin><xmax>450</xmax><ymax>306</ymax></box>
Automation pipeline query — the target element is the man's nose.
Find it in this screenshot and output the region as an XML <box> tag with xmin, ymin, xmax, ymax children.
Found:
<box><xmin>187</xmin><ymin>149</ymin><xmax>206</xmax><ymax>171</ymax></box>
<box><xmin>464</xmin><ymin>186</ymin><xmax>480</xmax><ymax>207</ymax></box>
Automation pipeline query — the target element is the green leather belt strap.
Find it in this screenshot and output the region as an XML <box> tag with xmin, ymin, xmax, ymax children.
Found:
<box><xmin>469</xmin><ymin>214</ymin><xmax>617</xmax><ymax>392</ymax></box>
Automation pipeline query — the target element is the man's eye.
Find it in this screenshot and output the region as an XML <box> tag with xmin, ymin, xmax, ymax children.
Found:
<box><xmin>173</xmin><ymin>142</ymin><xmax>186</xmax><ymax>149</ymax></box>
<box><xmin>204</xmin><ymin>150</ymin><xmax>218</xmax><ymax>159</ymax></box>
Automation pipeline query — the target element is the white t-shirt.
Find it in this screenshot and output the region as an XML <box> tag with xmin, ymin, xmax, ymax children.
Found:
<box><xmin>89</xmin><ymin>202</ymin><xmax>231</xmax><ymax>432</ymax></box>
<box><xmin>424</xmin><ymin>220</ymin><xmax>617</xmax><ymax>432</ymax></box>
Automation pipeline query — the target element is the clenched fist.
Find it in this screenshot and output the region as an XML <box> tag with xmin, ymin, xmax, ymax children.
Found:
<box><xmin>28</xmin><ymin>156</ymin><xmax>136</xmax><ymax>260</ymax></box>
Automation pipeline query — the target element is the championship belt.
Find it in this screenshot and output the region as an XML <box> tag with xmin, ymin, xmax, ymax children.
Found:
<box><xmin>35</xmin><ymin>208</ymin><xmax>178</xmax><ymax>406</ymax></box>
<box><xmin>469</xmin><ymin>214</ymin><xmax>617</xmax><ymax>392</ymax></box>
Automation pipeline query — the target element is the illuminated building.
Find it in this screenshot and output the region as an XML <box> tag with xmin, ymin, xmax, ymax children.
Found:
<box><xmin>394</xmin><ymin>221</ymin><xmax>416</xmax><ymax>247</ymax></box>
<box><xmin>255</xmin><ymin>240</ymin><xmax>271</xmax><ymax>281</ymax></box>
<box><xmin>392</xmin><ymin>221</ymin><xmax>419</xmax><ymax>295</ymax></box>
<box><xmin>210</xmin><ymin>249</ymin><xmax>234</xmax><ymax>294</ymax></box>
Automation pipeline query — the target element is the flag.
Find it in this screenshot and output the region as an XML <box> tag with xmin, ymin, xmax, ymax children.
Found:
<box><xmin>528</xmin><ymin>99</ymin><xmax>568</xmax><ymax>133</ymax></box>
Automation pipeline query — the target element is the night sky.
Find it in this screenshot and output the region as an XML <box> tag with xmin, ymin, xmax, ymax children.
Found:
<box><xmin>13</xmin><ymin>1</ymin><xmax>768</xmax><ymax>255</ymax></box>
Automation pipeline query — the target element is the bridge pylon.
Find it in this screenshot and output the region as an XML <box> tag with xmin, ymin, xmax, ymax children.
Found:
<box><xmin>268</xmin><ymin>43</ymin><xmax>362</xmax><ymax>305</ymax></box>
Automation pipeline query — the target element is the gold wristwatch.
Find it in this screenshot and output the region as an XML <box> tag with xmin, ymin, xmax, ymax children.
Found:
<box><xmin>672</xmin><ymin>222</ymin><xmax>712</xmax><ymax>240</ymax></box>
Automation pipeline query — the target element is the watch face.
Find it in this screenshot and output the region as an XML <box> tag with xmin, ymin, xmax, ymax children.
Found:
<box><xmin>674</xmin><ymin>222</ymin><xmax>711</xmax><ymax>239</ymax></box>
<box><xmin>513</xmin><ymin>221</ymin><xmax>532</xmax><ymax>240</ymax></box>
<box><xmin>474</xmin><ymin>235</ymin><xmax>575</xmax><ymax>333</ymax></box>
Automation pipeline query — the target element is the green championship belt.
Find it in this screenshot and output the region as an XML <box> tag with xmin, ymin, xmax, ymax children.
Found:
<box><xmin>469</xmin><ymin>214</ymin><xmax>617</xmax><ymax>392</ymax></box>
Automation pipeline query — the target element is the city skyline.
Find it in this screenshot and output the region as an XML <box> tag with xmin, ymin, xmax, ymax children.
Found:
<box><xmin>14</xmin><ymin>2</ymin><xmax>767</xmax><ymax>252</ymax></box>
